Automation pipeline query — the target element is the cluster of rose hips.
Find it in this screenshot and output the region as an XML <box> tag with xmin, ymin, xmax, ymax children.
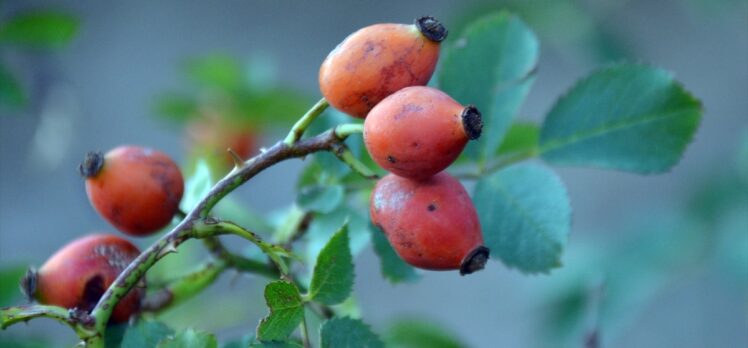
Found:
<box><xmin>319</xmin><ymin>16</ymin><xmax>489</xmax><ymax>275</ymax></box>
<box><xmin>22</xmin><ymin>145</ymin><xmax>186</xmax><ymax>323</ymax></box>
<box><xmin>18</xmin><ymin>16</ymin><xmax>489</xmax><ymax>330</ymax></box>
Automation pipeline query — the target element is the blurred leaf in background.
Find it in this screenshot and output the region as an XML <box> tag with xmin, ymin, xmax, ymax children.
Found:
<box><xmin>0</xmin><ymin>10</ymin><xmax>79</xmax><ymax>49</ymax></box>
<box><xmin>0</xmin><ymin>8</ymin><xmax>79</xmax><ymax>111</ymax></box>
<box><xmin>0</xmin><ymin>265</ymin><xmax>25</xmax><ymax>307</ymax></box>
<box><xmin>449</xmin><ymin>0</ymin><xmax>632</xmax><ymax>63</ymax></box>
<box><xmin>154</xmin><ymin>53</ymin><xmax>312</xmax><ymax>176</ymax></box>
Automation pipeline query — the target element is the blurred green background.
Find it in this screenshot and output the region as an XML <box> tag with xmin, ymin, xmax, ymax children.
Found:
<box><xmin>1</xmin><ymin>0</ymin><xmax>746</xmax><ymax>347</ymax></box>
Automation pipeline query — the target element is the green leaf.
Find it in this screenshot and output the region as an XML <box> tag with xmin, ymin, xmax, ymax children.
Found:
<box><xmin>305</xmin><ymin>205</ymin><xmax>371</xmax><ymax>267</ymax></box>
<box><xmin>105</xmin><ymin>323</ymin><xmax>128</xmax><ymax>348</ymax></box>
<box><xmin>320</xmin><ymin>317</ymin><xmax>384</xmax><ymax>348</ymax></box>
<box><xmin>121</xmin><ymin>320</ymin><xmax>174</xmax><ymax>348</ymax></box>
<box><xmin>308</xmin><ymin>223</ymin><xmax>354</xmax><ymax>305</ymax></box>
<box><xmin>0</xmin><ymin>338</ymin><xmax>48</xmax><ymax>348</ymax></box>
<box><xmin>438</xmin><ymin>12</ymin><xmax>539</xmax><ymax>164</ymax></box>
<box><xmin>222</xmin><ymin>335</ymin><xmax>253</xmax><ymax>348</ymax></box>
<box><xmin>180</xmin><ymin>159</ymin><xmax>215</xmax><ymax>212</ymax></box>
<box><xmin>385</xmin><ymin>319</ymin><xmax>467</xmax><ymax>348</ymax></box>
<box><xmin>0</xmin><ymin>11</ymin><xmax>79</xmax><ymax>49</ymax></box>
<box><xmin>257</xmin><ymin>281</ymin><xmax>304</xmax><ymax>341</ymax></box>
<box><xmin>474</xmin><ymin>163</ymin><xmax>571</xmax><ymax>273</ymax></box>
<box><xmin>184</xmin><ymin>54</ymin><xmax>242</xmax><ymax>91</ymax></box>
<box><xmin>297</xmin><ymin>185</ymin><xmax>344</xmax><ymax>214</ymax></box>
<box><xmin>153</xmin><ymin>93</ymin><xmax>198</xmax><ymax>123</ymax></box>
<box><xmin>539</xmin><ymin>64</ymin><xmax>702</xmax><ymax>173</ymax></box>
<box><xmin>369</xmin><ymin>222</ymin><xmax>419</xmax><ymax>284</ymax></box>
<box><xmin>0</xmin><ymin>64</ymin><xmax>26</xmax><ymax>109</ymax></box>
<box><xmin>158</xmin><ymin>328</ymin><xmax>218</xmax><ymax>348</ymax></box>
<box><xmin>0</xmin><ymin>265</ymin><xmax>25</xmax><ymax>306</ymax></box>
<box><xmin>496</xmin><ymin>122</ymin><xmax>539</xmax><ymax>156</ymax></box>
<box><xmin>249</xmin><ymin>341</ymin><xmax>304</xmax><ymax>348</ymax></box>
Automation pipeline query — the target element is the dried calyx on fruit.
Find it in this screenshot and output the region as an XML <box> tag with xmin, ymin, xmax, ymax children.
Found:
<box><xmin>370</xmin><ymin>172</ymin><xmax>489</xmax><ymax>275</ymax></box>
<box><xmin>319</xmin><ymin>16</ymin><xmax>447</xmax><ymax>118</ymax></box>
<box><xmin>80</xmin><ymin>146</ymin><xmax>185</xmax><ymax>237</ymax></box>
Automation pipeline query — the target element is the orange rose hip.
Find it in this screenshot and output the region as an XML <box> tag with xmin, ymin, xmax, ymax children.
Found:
<box><xmin>370</xmin><ymin>172</ymin><xmax>489</xmax><ymax>275</ymax></box>
<box><xmin>319</xmin><ymin>16</ymin><xmax>447</xmax><ymax>118</ymax></box>
<box><xmin>79</xmin><ymin>145</ymin><xmax>184</xmax><ymax>236</ymax></box>
<box><xmin>364</xmin><ymin>86</ymin><xmax>482</xmax><ymax>180</ymax></box>
<box><xmin>21</xmin><ymin>234</ymin><xmax>144</xmax><ymax>323</ymax></box>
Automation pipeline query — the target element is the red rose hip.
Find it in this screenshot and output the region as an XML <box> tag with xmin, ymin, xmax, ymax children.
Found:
<box><xmin>22</xmin><ymin>234</ymin><xmax>143</xmax><ymax>323</ymax></box>
<box><xmin>364</xmin><ymin>86</ymin><xmax>482</xmax><ymax>180</ymax></box>
<box><xmin>370</xmin><ymin>172</ymin><xmax>489</xmax><ymax>274</ymax></box>
<box><xmin>80</xmin><ymin>145</ymin><xmax>184</xmax><ymax>236</ymax></box>
<box><xmin>319</xmin><ymin>16</ymin><xmax>447</xmax><ymax>118</ymax></box>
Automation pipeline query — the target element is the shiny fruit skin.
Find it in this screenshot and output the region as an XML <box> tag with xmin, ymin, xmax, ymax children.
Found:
<box><xmin>319</xmin><ymin>23</ymin><xmax>440</xmax><ymax>118</ymax></box>
<box><xmin>35</xmin><ymin>234</ymin><xmax>143</xmax><ymax>323</ymax></box>
<box><xmin>364</xmin><ymin>86</ymin><xmax>475</xmax><ymax>180</ymax></box>
<box><xmin>84</xmin><ymin>146</ymin><xmax>184</xmax><ymax>236</ymax></box>
<box><xmin>370</xmin><ymin>172</ymin><xmax>484</xmax><ymax>271</ymax></box>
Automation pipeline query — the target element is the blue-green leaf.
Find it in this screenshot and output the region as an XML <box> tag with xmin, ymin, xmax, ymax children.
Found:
<box><xmin>297</xmin><ymin>185</ymin><xmax>344</xmax><ymax>214</ymax></box>
<box><xmin>496</xmin><ymin>122</ymin><xmax>539</xmax><ymax>156</ymax></box>
<box><xmin>0</xmin><ymin>11</ymin><xmax>79</xmax><ymax>49</ymax></box>
<box><xmin>540</xmin><ymin>64</ymin><xmax>702</xmax><ymax>173</ymax></box>
<box><xmin>308</xmin><ymin>223</ymin><xmax>354</xmax><ymax>305</ymax></box>
<box><xmin>474</xmin><ymin>163</ymin><xmax>571</xmax><ymax>273</ymax></box>
<box><xmin>320</xmin><ymin>317</ymin><xmax>384</xmax><ymax>348</ymax></box>
<box><xmin>257</xmin><ymin>281</ymin><xmax>304</xmax><ymax>341</ymax></box>
<box><xmin>369</xmin><ymin>222</ymin><xmax>419</xmax><ymax>284</ymax></box>
<box><xmin>121</xmin><ymin>320</ymin><xmax>174</xmax><ymax>348</ymax></box>
<box><xmin>157</xmin><ymin>329</ymin><xmax>218</xmax><ymax>348</ymax></box>
<box><xmin>439</xmin><ymin>12</ymin><xmax>539</xmax><ymax>164</ymax></box>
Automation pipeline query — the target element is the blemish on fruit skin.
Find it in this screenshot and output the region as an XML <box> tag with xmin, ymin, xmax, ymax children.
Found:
<box><xmin>427</xmin><ymin>203</ymin><xmax>436</xmax><ymax>212</ymax></box>
<box><xmin>387</xmin><ymin>155</ymin><xmax>397</xmax><ymax>163</ymax></box>
<box><xmin>374</xmin><ymin>180</ymin><xmax>412</xmax><ymax>213</ymax></box>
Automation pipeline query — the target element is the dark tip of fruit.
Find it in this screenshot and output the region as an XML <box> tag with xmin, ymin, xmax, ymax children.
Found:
<box><xmin>20</xmin><ymin>267</ymin><xmax>38</xmax><ymax>302</ymax></box>
<box><xmin>461</xmin><ymin>105</ymin><xmax>483</xmax><ymax>140</ymax></box>
<box><xmin>78</xmin><ymin>151</ymin><xmax>105</xmax><ymax>178</ymax></box>
<box><xmin>415</xmin><ymin>16</ymin><xmax>448</xmax><ymax>42</ymax></box>
<box><xmin>460</xmin><ymin>246</ymin><xmax>489</xmax><ymax>275</ymax></box>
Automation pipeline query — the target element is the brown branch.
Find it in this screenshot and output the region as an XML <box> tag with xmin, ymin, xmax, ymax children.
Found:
<box><xmin>88</xmin><ymin>129</ymin><xmax>352</xmax><ymax>341</ymax></box>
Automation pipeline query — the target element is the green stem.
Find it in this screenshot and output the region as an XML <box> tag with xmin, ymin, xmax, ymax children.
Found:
<box><xmin>333</xmin><ymin>123</ymin><xmax>364</xmax><ymax>138</ymax></box>
<box><xmin>89</xmin><ymin>226</ymin><xmax>195</xmax><ymax>336</ymax></box>
<box><xmin>330</xmin><ymin>142</ymin><xmax>379</xmax><ymax>180</ymax></box>
<box><xmin>300</xmin><ymin>310</ymin><xmax>311</xmax><ymax>348</ymax></box>
<box><xmin>2</xmin><ymin>305</ymin><xmax>75</xmax><ymax>330</ymax></box>
<box><xmin>141</xmin><ymin>260</ymin><xmax>227</xmax><ymax>313</ymax></box>
<box><xmin>284</xmin><ymin>98</ymin><xmax>329</xmax><ymax>145</ymax></box>
<box><xmin>202</xmin><ymin>237</ymin><xmax>278</xmax><ymax>278</ymax></box>
<box><xmin>194</xmin><ymin>220</ymin><xmax>292</xmax><ymax>276</ymax></box>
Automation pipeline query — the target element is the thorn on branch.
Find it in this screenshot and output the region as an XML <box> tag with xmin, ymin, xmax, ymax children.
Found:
<box><xmin>157</xmin><ymin>243</ymin><xmax>179</xmax><ymax>259</ymax></box>
<box><xmin>227</xmin><ymin>148</ymin><xmax>245</xmax><ymax>168</ymax></box>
